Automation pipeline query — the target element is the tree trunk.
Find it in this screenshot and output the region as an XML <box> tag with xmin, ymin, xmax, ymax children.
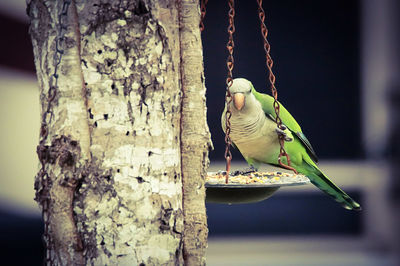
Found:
<box><xmin>28</xmin><ymin>0</ymin><xmax>210</xmax><ymax>265</ymax></box>
<box><xmin>178</xmin><ymin>1</ymin><xmax>212</xmax><ymax>265</ymax></box>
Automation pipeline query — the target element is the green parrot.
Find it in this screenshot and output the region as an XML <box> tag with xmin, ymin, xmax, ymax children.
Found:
<box><xmin>221</xmin><ymin>78</ymin><xmax>361</xmax><ymax>211</ymax></box>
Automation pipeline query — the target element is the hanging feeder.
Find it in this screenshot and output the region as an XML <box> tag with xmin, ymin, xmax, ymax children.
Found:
<box><xmin>201</xmin><ymin>0</ymin><xmax>310</xmax><ymax>203</ymax></box>
<box><xmin>206</xmin><ymin>171</ymin><xmax>309</xmax><ymax>204</ymax></box>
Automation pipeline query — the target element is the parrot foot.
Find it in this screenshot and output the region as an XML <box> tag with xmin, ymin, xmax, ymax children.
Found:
<box><xmin>275</xmin><ymin>126</ymin><xmax>293</xmax><ymax>142</ymax></box>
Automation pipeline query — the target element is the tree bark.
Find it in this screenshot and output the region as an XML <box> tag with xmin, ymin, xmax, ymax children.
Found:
<box><xmin>178</xmin><ymin>1</ymin><xmax>212</xmax><ymax>265</ymax></box>
<box><xmin>28</xmin><ymin>0</ymin><xmax>210</xmax><ymax>265</ymax></box>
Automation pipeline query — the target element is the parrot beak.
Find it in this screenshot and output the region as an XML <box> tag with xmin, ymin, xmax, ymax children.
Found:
<box><xmin>233</xmin><ymin>93</ymin><xmax>245</xmax><ymax>110</ymax></box>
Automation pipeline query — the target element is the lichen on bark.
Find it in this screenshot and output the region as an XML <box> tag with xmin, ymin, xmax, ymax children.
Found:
<box><xmin>29</xmin><ymin>0</ymin><xmax>210</xmax><ymax>265</ymax></box>
<box><xmin>74</xmin><ymin>1</ymin><xmax>184</xmax><ymax>265</ymax></box>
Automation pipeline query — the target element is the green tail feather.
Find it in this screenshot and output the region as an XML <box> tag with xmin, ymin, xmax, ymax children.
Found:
<box><xmin>305</xmin><ymin>166</ymin><xmax>361</xmax><ymax>211</ymax></box>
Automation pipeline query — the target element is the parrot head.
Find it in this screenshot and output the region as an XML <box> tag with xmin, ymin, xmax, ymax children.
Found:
<box><xmin>228</xmin><ymin>78</ymin><xmax>254</xmax><ymax>112</ymax></box>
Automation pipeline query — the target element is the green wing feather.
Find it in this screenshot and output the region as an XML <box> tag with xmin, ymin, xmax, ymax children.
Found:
<box><xmin>252</xmin><ymin>88</ymin><xmax>318</xmax><ymax>162</ymax></box>
<box><xmin>301</xmin><ymin>155</ymin><xmax>361</xmax><ymax>211</ymax></box>
<box><xmin>251</xmin><ymin>86</ymin><xmax>360</xmax><ymax>210</ymax></box>
<box><xmin>295</xmin><ymin>132</ymin><xmax>318</xmax><ymax>162</ymax></box>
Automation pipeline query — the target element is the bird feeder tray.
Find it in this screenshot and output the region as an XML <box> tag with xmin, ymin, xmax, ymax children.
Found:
<box><xmin>206</xmin><ymin>171</ymin><xmax>310</xmax><ymax>204</ymax></box>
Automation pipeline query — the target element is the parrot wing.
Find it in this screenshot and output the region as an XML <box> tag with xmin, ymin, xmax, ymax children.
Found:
<box><xmin>295</xmin><ymin>132</ymin><xmax>318</xmax><ymax>162</ymax></box>
<box><xmin>252</xmin><ymin>88</ymin><xmax>319</xmax><ymax>163</ymax></box>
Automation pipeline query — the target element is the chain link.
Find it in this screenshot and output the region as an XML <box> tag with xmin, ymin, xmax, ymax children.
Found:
<box><xmin>200</xmin><ymin>0</ymin><xmax>208</xmax><ymax>32</ymax></box>
<box><xmin>256</xmin><ymin>0</ymin><xmax>298</xmax><ymax>174</ymax></box>
<box><xmin>36</xmin><ymin>1</ymin><xmax>72</xmax><ymax>264</ymax></box>
<box><xmin>224</xmin><ymin>0</ymin><xmax>235</xmax><ymax>183</ymax></box>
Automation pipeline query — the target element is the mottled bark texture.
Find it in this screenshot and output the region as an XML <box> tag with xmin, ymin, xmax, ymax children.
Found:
<box><xmin>28</xmin><ymin>0</ymin><xmax>210</xmax><ymax>265</ymax></box>
<box><xmin>178</xmin><ymin>1</ymin><xmax>212</xmax><ymax>265</ymax></box>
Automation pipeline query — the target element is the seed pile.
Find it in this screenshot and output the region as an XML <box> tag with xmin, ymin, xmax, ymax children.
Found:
<box><xmin>206</xmin><ymin>170</ymin><xmax>310</xmax><ymax>185</ymax></box>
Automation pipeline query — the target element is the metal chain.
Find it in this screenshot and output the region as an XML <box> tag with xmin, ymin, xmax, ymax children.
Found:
<box><xmin>200</xmin><ymin>0</ymin><xmax>208</xmax><ymax>32</ymax></box>
<box><xmin>224</xmin><ymin>0</ymin><xmax>235</xmax><ymax>183</ymax></box>
<box><xmin>37</xmin><ymin>1</ymin><xmax>72</xmax><ymax>264</ymax></box>
<box><xmin>256</xmin><ymin>0</ymin><xmax>298</xmax><ymax>174</ymax></box>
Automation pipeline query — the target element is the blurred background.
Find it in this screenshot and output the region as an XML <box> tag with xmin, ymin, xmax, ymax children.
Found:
<box><xmin>0</xmin><ymin>0</ymin><xmax>399</xmax><ymax>265</ymax></box>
